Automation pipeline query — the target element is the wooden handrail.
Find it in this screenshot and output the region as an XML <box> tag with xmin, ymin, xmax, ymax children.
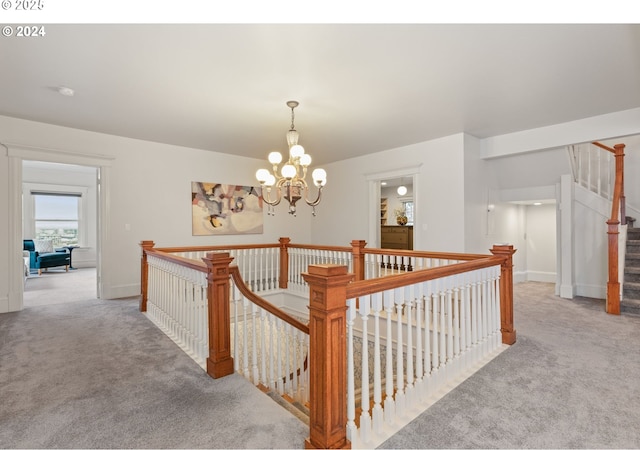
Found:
<box><xmin>361</xmin><ymin>247</ymin><xmax>490</xmax><ymax>261</ymax></box>
<box><xmin>229</xmin><ymin>265</ymin><xmax>309</xmax><ymax>335</ymax></box>
<box><xmin>346</xmin><ymin>255</ymin><xmax>505</xmax><ymax>299</ymax></box>
<box><xmin>144</xmin><ymin>247</ymin><xmax>208</xmax><ymax>272</ymax></box>
<box><xmin>155</xmin><ymin>243</ymin><xmax>280</xmax><ymax>253</ymax></box>
<box><xmin>286</xmin><ymin>242</ymin><xmax>353</xmax><ymax>253</ymax></box>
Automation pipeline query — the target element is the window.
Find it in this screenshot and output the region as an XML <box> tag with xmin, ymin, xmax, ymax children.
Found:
<box><xmin>402</xmin><ymin>200</ymin><xmax>414</xmax><ymax>225</ymax></box>
<box><xmin>33</xmin><ymin>192</ymin><xmax>81</xmax><ymax>246</ymax></box>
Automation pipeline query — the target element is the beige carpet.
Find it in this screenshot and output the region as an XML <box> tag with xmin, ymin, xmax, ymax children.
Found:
<box><xmin>6</xmin><ymin>279</ymin><xmax>640</xmax><ymax>448</ymax></box>
<box><xmin>24</xmin><ymin>267</ymin><xmax>97</xmax><ymax>308</ymax></box>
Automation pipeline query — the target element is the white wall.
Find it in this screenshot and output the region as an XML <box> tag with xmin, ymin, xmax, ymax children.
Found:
<box><xmin>0</xmin><ymin>115</ymin><xmax>309</xmax><ymax>309</ymax></box>
<box><xmin>525</xmin><ymin>203</ymin><xmax>557</xmax><ymax>283</ymax></box>
<box><xmin>311</xmin><ymin>134</ymin><xmax>466</xmax><ymax>252</ymax></box>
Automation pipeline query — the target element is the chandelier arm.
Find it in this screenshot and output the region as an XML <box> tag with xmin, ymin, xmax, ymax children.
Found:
<box><xmin>260</xmin><ymin>185</ymin><xmax>282</xmax><ymax>206</ymax></box>
<box><xmin>304</xmin><ymin>183</ymin><xmax>323</xmax><ymax>207</ymax></box>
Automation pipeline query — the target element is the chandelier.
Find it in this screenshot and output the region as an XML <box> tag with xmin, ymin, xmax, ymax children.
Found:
<box><xmin>255</xmin><ymin>101</ymin><xmax>327</xmax><ymax>216</ymax></box>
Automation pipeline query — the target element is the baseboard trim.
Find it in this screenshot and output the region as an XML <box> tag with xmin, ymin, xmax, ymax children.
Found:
<box><xmin>575</xmin><ymin>283</ymin><xmax>606</xmax><ymax>300</ymax></box>
<box><xmin>514</xmin><ymin>271</ymin><xmax>527</xmax><ymax>284</ymax></box>
<box><xmin>560</xmin><ymin>284</ymin><xmax>575</xmax><ymax>299</ymax></box>
<box><xmin>101</xmin><ymin>283</ymin><xmax>140</xmax><ymax>300</ymax></box>
<box><xmin>526</xmin><ymin>271</ymin><xmax>557</xmax><ymax>283</ymax></box>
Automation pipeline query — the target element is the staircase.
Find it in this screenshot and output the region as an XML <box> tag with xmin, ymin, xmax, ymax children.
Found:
<box><xmin>623</xmin><ymin>225</ymin><xmax>640</xmax><ymax>315</ymax></box>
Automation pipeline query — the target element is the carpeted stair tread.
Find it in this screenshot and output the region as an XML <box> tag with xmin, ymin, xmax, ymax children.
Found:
<box><xmin>266</xmin><ymin>390</ymin><xmax>310</xmax><ymax>425</ymax></box>
<box><xmin>623</xmin><ymin>281</ymin><xmax>640</xmax><ymax>300</ymax></box>
<box><xmin>621</xmin><ymin>298</ymin><xmax>640</xmax><ymax>315</ymax></box>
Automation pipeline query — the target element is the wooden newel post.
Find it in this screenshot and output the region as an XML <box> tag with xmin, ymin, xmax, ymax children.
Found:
<box><xmin>606</xmin><ymin>220</ymin><xmax>621</xmax><ymax>315</ymax></box>
<box><xmin>490</xmin><ymin>244</ymin><xmax>517</xmax><ymax>345</ymax></box>
<box><xmin>202</xmin><ymin>252</ymin><xmax>235</xmax><ymax>379</ymax></box>
<box><xmin>350</xmin><ymin>240</ymin><xmax>367</xmax><ymax>281</ymax></box>
<box><xmin>279</xmin><ymin>237</ymin><xmax>291</xmax><ymax>289</ymax></box>
<box><xmin>139</xmin><ymin>240</ymin><xmax>155</xmax><ymax>312</ymax></box>
<box><xmin>302</xmin><ymin>264</ymin><xmax>354</xmax><ymax>450</ymax></box>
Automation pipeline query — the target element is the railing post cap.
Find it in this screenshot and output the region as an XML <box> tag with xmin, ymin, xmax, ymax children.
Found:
<box><xmin>490</xmin><ymin>243</ymin><xmax>516</xmax><ymax>254</ymax></box>
<box><xmin>307</xmin><ymin>264</ymin><xmax>349</xmax><ymax>277</ymax></box>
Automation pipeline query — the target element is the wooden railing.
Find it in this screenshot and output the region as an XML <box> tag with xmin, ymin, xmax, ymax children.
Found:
<box><xmin>139</xmin><ymin>238</ymin><xmax>516</xmax><ymax>449</ymax></box>
<box><xmin>592</xmin><ymin>142</ymin><xmax>626</xmax><ymax>315</ymax></box>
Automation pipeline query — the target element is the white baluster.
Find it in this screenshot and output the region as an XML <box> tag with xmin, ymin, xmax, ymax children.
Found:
<box><xmin>423</xmin><ymin>281</ymin><xmax>432</xmax><ymax>400</ymax></box>
<box><xmin>285</xmin><ymin>323</ymin><xmax>292</xmax><ymax>397</ymax></box>
<box><xmin>394</xmin><ymin>287</ymin><xmax>406</xmax><ymax>417</ymax></box>
<box><xmin>445</xmin><ymin>277</ymin><xmax>454</xmax><ymax>375</ymax></box>
<box><xmin>371</xmin><ymin>292</ymin><xmax>384</xmax><ymax>435</ymax></box>
<box><xmin>276</xmin><ymin>318</ymin><xmax>283</xmax><ymax>395</ymax></box>
<box><xmin>242</xmin><ymin>297</ymin><xmax>249</xmax><ymax>378</ymax></box>
<box><xmin>346</xmin><ymin>298</ymin><xmax>357</xmax><ymax>441</ymax></box>
<box><xmin>439</xmin><ymin>281</ymin><xmax>447</xmax><ymax>379</ymax></box>
<box><xmin>414</xmin><ymin>287</ymin><xmax>424</xmax><ymax>400</ymax></box>
<box><xmin>359</xmin><ymin>295</ymin><xmax>372</xmax><ymax>444</ymax></box>
<box><xmin>260</xmin><ymin>308</ymin><xmax>267</xmax><ymax>386</ymax></box>
<box><xmin>383</xmin><ymin>289</ymin><xmax>395</xmax><ymax>425</ymax></box>
<box><xmin>269</xmin><ymin>313</ymin><xmax>276</xmax><ymax>391</ymax></box>
<box><xmin>291</xmin><ymin>325</ymin><xmax>299</xmax><ymax>399</ymax></box>
<box><xmin>405</xmin><ymin>285</ymin><xmax>415</xmax><ymax>409</ymax></box>
<box><xmin>451</xmin><ymin>275</ymin><xmax>460</xmax><ymax>377</ymax></box>
<box><xmin>431</xmin><ymin>279</ymin><xmax>440</xmax><ymax>391</ymax></box>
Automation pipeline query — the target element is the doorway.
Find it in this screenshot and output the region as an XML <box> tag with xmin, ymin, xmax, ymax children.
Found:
<box><xmin>365</xmin><ymin>165</ymin><xmax>421</xmax><ymax>249</ymax></box>
<box><xmin>22</xmin><ymin>160</ymin><xmax>99</xmax><ymax>308</ymax></box>
<box><xmin>6</xmin><ymin>143</ymin><xmax>113</xmax><ymax>312</ymax></box>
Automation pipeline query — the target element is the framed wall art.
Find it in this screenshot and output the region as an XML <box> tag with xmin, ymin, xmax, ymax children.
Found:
<box><xmin>191</xmin><ymin>182</ymin><xmax>263</xmax><ymax>235</ymax></box>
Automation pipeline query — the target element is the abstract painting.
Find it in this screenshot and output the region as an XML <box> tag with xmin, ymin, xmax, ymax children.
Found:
<box><xmin>191</xmin><ymin>182</ymin><xmax>263</xmax><ymax>235</ymax></box>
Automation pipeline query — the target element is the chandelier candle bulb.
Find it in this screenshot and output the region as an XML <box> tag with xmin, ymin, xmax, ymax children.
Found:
<box><xmin>255</xmin><ymin>100</ymin><xmax>327</xmax><ymax>216</ymax></box>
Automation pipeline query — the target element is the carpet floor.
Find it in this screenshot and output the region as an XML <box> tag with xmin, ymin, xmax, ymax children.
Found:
<box><xmin>2</xmin><ymin>277</ymin><xmax>640</xmax><ymax>448</ymax></box>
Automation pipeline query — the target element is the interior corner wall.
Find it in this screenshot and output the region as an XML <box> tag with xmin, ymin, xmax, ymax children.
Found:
<box><xmin>311</xmin><ymin>134</ymin><xmax>466</xmax><ymax>252</ymax></box>
<box><xmin>525</xmin><ymin>203</ymin><xmax>557</xmax><ymax>283</ymax></box>
<box><xmin>0</xmin><ymin>115</ymin><xmax>309</xmax><ymax>304</ymax></box>
<box><xmin>463</xmin><ymin>133</ymin><xmax>502</xmax><ymax>255</ymax></box>
<box><xmin>573</xmin><ymin>189</ymin><xmax>609</xmax><ymax>299</ymax></box>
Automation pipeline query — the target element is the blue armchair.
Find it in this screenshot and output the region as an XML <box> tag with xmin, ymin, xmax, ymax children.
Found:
<box><xmin>23</xmin><ymin>239</ymin><xmax>70</xmax><ymax>275</ymax></box>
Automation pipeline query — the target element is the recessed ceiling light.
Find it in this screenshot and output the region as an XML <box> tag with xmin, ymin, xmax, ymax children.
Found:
<box><xmin>381</xmin><ymin>182</ymin><xmax>387</xmax><ymax>186</ymax></box>
<box><xmin>58</xmin><ymin>86</ymin><xmax>75</xmax><ymax>97</ymax></box>
<box><xmin>533</xmin><ymin>202</ymin><xmax>542</xmax><ymax>206</ymax></box>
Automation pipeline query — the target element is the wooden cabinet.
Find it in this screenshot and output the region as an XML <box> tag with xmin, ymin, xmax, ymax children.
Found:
<box><xmin>381</xmin><ymin>225</ymin><xmax>413</xmax><ymax>250</ymax></box>
<box><xmin>380</xmin><ymin>197</ymin><xmax>388</xmax><ymax>225</ymax></box>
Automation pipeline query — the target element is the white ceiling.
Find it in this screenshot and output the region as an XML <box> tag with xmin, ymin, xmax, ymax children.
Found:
<box><xmin>2</xmin><ymin>24</ymin><xmax>640</xmax><ymax>165</ymax></box>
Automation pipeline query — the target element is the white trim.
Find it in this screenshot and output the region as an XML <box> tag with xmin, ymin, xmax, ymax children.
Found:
<box><xmin>526</xmin><ymin>271</ymin><xmax>557</xmax><ymax>283</ymax></box>
<box><xmin>575</xmin><ymin>283</ymin><xmax>607</xmax><ymax>300</ymax></box>
<box><xmin>6</xmin><ymin>156</ymin><xmax>23</xmax><ymax>312</ymax></box>
<box><xmin>5</xmin><ymin>142</ymin><xmax>113</xmax><ymax>167</ymax></box>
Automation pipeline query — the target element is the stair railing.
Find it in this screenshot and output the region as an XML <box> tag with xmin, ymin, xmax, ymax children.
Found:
<box><xmin>140</xmin><ymin>239</ymin><xmax>517</xmax><ymax>449</ymax></box>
